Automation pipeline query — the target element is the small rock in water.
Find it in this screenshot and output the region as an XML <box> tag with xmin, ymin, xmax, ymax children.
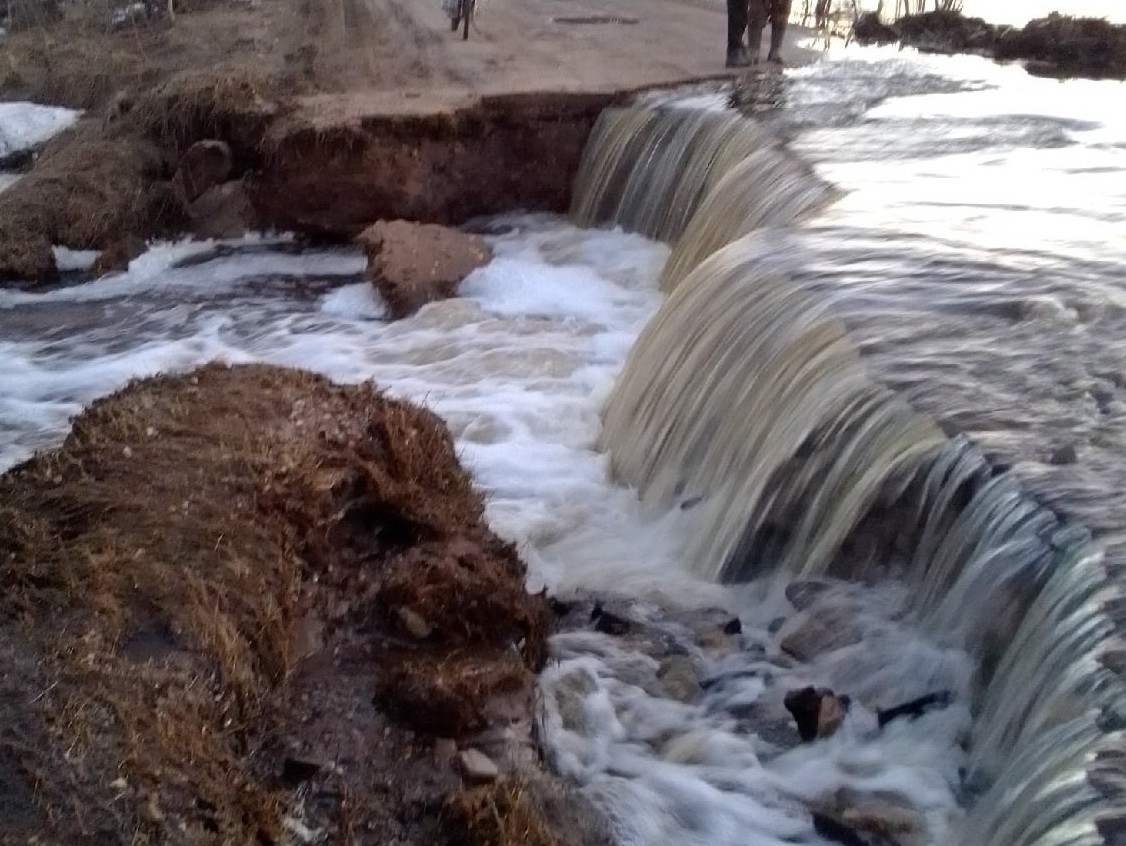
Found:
<box><xmin>657</xmin><ymin>656</ymin><xmax>702</xmax><ymax>703</ymax></box>
<box><xmin>842</xmin><ymin>801</ymin><xmax>925</xmax><ymax>845</ymax></box>
<box><xmin>722</xmin><ymin>617</ymin><xmax>742</xmax><ymax>635</ymax></box>
<box><xmin>591</xmin><ymin>602</ymin><xmax>631</xmax><ymax>635</ymax></box>
<box><xmin>777</xmin><ymin>599</ymin><xmax>864</xmax><ymax>661</ymax></box>
<box><xmin>784</xmin><ymin>579</ymin><xmax>833</xmax><ymax>610</ymax></box>
<box><xmin>1049</xmin><ymin>443</ymin><xmax>1079</xmax><ymax>465</ymax></box>
<box><xmin>783</xmin><ymin>686</ymin><xmax>852</xmax><ymax>742</ymax></box>
<box><xmin>456</xmin><ymin>749</ymin><xmax>499</xmax><ymax>784</ymax></box>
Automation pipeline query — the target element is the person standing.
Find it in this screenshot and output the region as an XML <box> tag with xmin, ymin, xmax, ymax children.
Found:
<box><xmin>727</xmin><ymin>0</ymin><xmax>792</xmax><ymax>67</ymax></box>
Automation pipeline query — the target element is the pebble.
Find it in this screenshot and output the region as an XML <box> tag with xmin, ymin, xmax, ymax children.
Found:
<box><xmin>456</xmin><ymin>749</ymin><xmax>499</xmax><ymax>784</ymax></box>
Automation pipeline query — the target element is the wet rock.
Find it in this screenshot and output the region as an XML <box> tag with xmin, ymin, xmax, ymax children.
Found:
<box><xmin>456</xmin><ymin>749</ymin><xmax>499</xmax><ymax>784</ymax></box>
<box><xmin>553</xmin><ymin>671</ymin><xmax>597</xmax><ymax>732</ymax></box>
<box><xmin>784</xmin><ymin>687</ymin><xmax>852</xmax><ymax>742</ymax></box>
<box><xmin>359</xmin><ymin>220</ymin><xmax>492</xmax><ymax>320</ymax></box>
<box><xmin>1049</xmin><ymin>443</ymin><xmax>1079</xmax><ymax>465</ymax></box>
<box><xmin>875</xmin><ymin>691</ymin><xmax>953</xmax><ymax>729</ymax></box>
<box><xmin>784</xmin><ymin>579</ymin><xmax>833</xmax><ymax>611</ymax></box>
<box><xmin>591</xmin><ymin>602</ymin><xmax>631</xmax><ymax>636</ymax></box>
<box><xmin>92</xmin><ymin>235</ymin><xmax>147</xmax><ymax>278</ymax></box>
<box><xmin>171</xmin><ymin>140</ymin><xmax>233</xmax><ymax>206</ymax></box>
<box><xmin>657</xmin><ymin>656</ymin><xmax>702</xmax><ymax>703</ymax></box>
<box><xmin>722</xmin><ymin>617</ymin><xmax>742</xmax><ymax>635</ymax></box>
<box><xmin>187</xmin><ymin>179</ymin><xmax>258</xmax><ymax>240</ymax></box>
<box><xmin>777</xmin><ymin>599</ymin><xmax>864</xmax><ymax>661</ymax></box>
<box><xmin>842</xmin><ymin>801</ymin><xmax>925</xmax><ymax>846</ymax></box>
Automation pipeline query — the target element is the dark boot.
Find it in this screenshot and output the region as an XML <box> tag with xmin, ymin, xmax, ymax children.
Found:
<box><xmin>726</xmin><ymin>0</ymin><xmax>749</xmax><ymax>65</ymax></box>
<box><xmin>767</xmin><ymin>20</ymin><xmax>787</xmax><ymax>63</ymax></box>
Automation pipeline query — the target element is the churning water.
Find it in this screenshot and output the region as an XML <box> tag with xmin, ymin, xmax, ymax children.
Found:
<box><xmin>2</xmin><ymin>45</ymin><xmax>1126</xmax><ymax>846</ymax></box>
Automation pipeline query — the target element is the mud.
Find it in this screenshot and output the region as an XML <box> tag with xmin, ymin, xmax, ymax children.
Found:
<box><xmin>252</xmin><ymin>92</ymin><xmax>614</xmax><ymax>238</ymax></box>
<box><xmin>0</xmin><ymin>363</ymin><xmax>606</xmax><ymax>846</ymax></box>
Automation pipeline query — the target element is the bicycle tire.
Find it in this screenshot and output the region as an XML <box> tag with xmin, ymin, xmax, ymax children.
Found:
<box><xmin>461</xmin><ymin>0</ymin><xmax>470</xmax><ymax>39</ymax></box>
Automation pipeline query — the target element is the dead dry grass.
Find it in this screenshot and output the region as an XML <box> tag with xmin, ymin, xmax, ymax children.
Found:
<box><xmin>445</xmin><ymin>782</ymin><xmax>562</xmax><ymax>846</ymax></box>
<box><xmin>0</xmin><ymin>363</ymin><xmax>551</xmax><ymax>844</ymax></box>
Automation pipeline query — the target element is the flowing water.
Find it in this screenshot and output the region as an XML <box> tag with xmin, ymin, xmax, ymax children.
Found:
<box><xmin>3</xmin><ymin>46</ymin><xmax>1126</xmax><ymax>846</ymax></box>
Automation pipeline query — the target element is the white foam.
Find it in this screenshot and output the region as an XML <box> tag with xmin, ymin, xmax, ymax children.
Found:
<box><xmin>0</xmin><ymin>101</ymin><xmax>81</xmax><ymax>158</ymax></box>
<box><xmin>52</xmin><ymin>246</ymin><xmax>100</xmax><ymax>273</ymax></box>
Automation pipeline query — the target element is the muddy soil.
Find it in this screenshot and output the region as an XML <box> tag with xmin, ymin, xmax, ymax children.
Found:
<box><xmin>0</xmin><ymin>363</ymin><xmax>607</xmax><ymax>846</ymax></box>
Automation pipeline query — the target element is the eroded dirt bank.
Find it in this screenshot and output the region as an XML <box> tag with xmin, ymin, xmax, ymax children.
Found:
<box><xmin>251</xmin><ymin>92</ymin><xmax>616</xmax><ymax>238</ymax></box>
<box><xmin>0</xmin><ymin>363</ymin><xmax>608</xmax><ymax>846</ymax></box>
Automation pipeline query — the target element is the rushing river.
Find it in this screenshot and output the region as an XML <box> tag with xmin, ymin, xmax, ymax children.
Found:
<box><xmin>2</xmin><ymin>46</ymin><xmax>1125</xmax><ymax>846</ymax></box>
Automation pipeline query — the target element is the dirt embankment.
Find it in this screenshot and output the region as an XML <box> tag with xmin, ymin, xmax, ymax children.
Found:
<box><xmin>0</xmin><ymin>363</ymin><xmax>608</xmax><ymax>846</ymax></box>
<box><xmin>2</xmin><ymin>0</ymin><xmax>793</xmax><ymax>285</ymax></box>
<box><xmin>854</xmin><ymin>11</ymin><xmax>1126</xmax><ymax>79</ymax></box>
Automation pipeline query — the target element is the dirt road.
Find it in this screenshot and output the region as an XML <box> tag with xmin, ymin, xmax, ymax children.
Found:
<box><xmin>312</xmin><ymin>0</ymin><xmax>820</xmax><ymax>112</ymax></box>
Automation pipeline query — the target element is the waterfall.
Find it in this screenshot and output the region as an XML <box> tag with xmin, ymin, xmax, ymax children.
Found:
<box><xmin>571</xmin><ymin>103</ymin><xmax>1126</xmax><ymax>846</ymax></box>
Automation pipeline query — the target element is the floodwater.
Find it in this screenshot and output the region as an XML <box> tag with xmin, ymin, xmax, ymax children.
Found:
<box><xmin>2</xmin><ymin>44</ymin><xmax>1125</xmax><ymax>846</ymax></box>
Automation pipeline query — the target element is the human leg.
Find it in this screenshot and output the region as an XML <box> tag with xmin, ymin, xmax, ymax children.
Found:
<box><xmin>726</xmin><ymin>0</ymin><xmax>751</xmax><ymax>66</ymax></box>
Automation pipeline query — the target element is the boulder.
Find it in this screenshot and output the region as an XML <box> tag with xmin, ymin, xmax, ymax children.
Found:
<box><xmin>359</xmin><ymin>220</ymin><xmax>492</xmax><ymax>320</ymax></box>
<box><xmin>187</xmin><ymin>179</ymin><xmax>257</xmax><ymax>240</ymax></box>
<box><xmin>171</xmin><ymin>140</ymin><xmax>233</xmax><ymax>207</ymax></box>
<box><xmin>657</xmin><ymin>656</ymin><xmax>702</xmax><ymax>703</ymax></box>
<box><xmin>777</xmin><ymin>597</ymin><xmax>864</xmax><ymax>661</ymax></box>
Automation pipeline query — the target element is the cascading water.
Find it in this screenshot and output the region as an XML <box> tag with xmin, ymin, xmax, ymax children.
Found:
<box><xmin>570</xmin><ymin>102</ymin><xmax>1126</xmax><ymax>845</ymax></box>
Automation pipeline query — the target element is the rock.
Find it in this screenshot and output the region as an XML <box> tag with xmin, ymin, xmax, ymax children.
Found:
<box><xmin>817</xmin><ymin>692</ymin><xmax>848</xmax><ymax>739</ymax></box>
<box><xmin>875</xmin><ymin>691</ymin><xmax>953</xmax><ymax>729</ymax></box>
<box><xmin>590</xmin><ymin>602</ymin><xmax>631</xmax><ymax>636</ymax></box>
<box><xmin>841</xmin><ymin>801</ymin><xmax>925</xmax><ymax>845</ymax></box>
<box><xmin>657</xmin><ymin>656</ymin><xmax>702</xmax><ymax>703</ymax></box>
<box><xmin>722</xmin><ymin>617</ymin><xmax>742</xmax><ymax>635</ymax></box>
<box><xmin>456</xmin><ymin>749</ymin><xmax>499</xmax><ymax>784</ymax></box>
<box><xmin>783</xmin><ymin>687</ymin><xmax>851</xmax><ymax>742</ymax></box>
<box><xmin>171</xmin><ymin>140</ymin><xmax>233</xmax><ymax>207</ymax></box>
<box><xmin>1049</xmin><ymin>444</ymin><xmax>1079</xmax><ymax>465</ymax></box>
<box><xmin>396</xmin><ymin>607</ymin><xmax>432</xmax><ymax>640</ymax></box>
<box><xmin>187</xmin><ymin>179</ymin><xmax>258</xmax><ymax>240</ymax></box>
<box><xmin>784</xmin><ymin>579</ymin><xmax>833</xmax><ymax>611</ymax></box>
<box><xmin>777</xmin><ymin>598</ymin><xmax>864</xmax><ymax>661</ymax></box>
<box><xmin>359</xmin><ymin>220</ymin><xmax>492</xmax><ymax>320</ymax></box>
<box><xmin>92</xmin><ymin>235</ymin><xmax>147</xmax><ymax>278</ymax></box>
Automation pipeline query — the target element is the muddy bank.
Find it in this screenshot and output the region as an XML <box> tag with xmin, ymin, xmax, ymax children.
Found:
<box><xmin>0</xmin><ymin>363</ymin><xmax>607</xmax><ymax>845</ymax></box>
<box><xmin>854</xmin><ymin>11</ymin><xmax>1126</xmax><ymax>79</ymax></box>
<box><xmin>0</xmin><ymin>84</ymin><xmax>616</xmax><ymax>284</ymax></box>
<box><xmin>251</xmin><ymin>92</ymin><xmax>615</xmax><ymax>238</ymax></box>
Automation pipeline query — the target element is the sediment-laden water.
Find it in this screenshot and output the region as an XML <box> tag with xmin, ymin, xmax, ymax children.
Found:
<box><xmin>2</xmin><ymin>45</ymin><xmax>1125</xmax><ymax>846</ymax></box>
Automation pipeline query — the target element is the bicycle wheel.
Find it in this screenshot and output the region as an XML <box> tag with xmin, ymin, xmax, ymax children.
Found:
<box><xmin>461</xmin><ymin>0</ymin><xmax>471</xmax><ymax>39</ymax></box>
